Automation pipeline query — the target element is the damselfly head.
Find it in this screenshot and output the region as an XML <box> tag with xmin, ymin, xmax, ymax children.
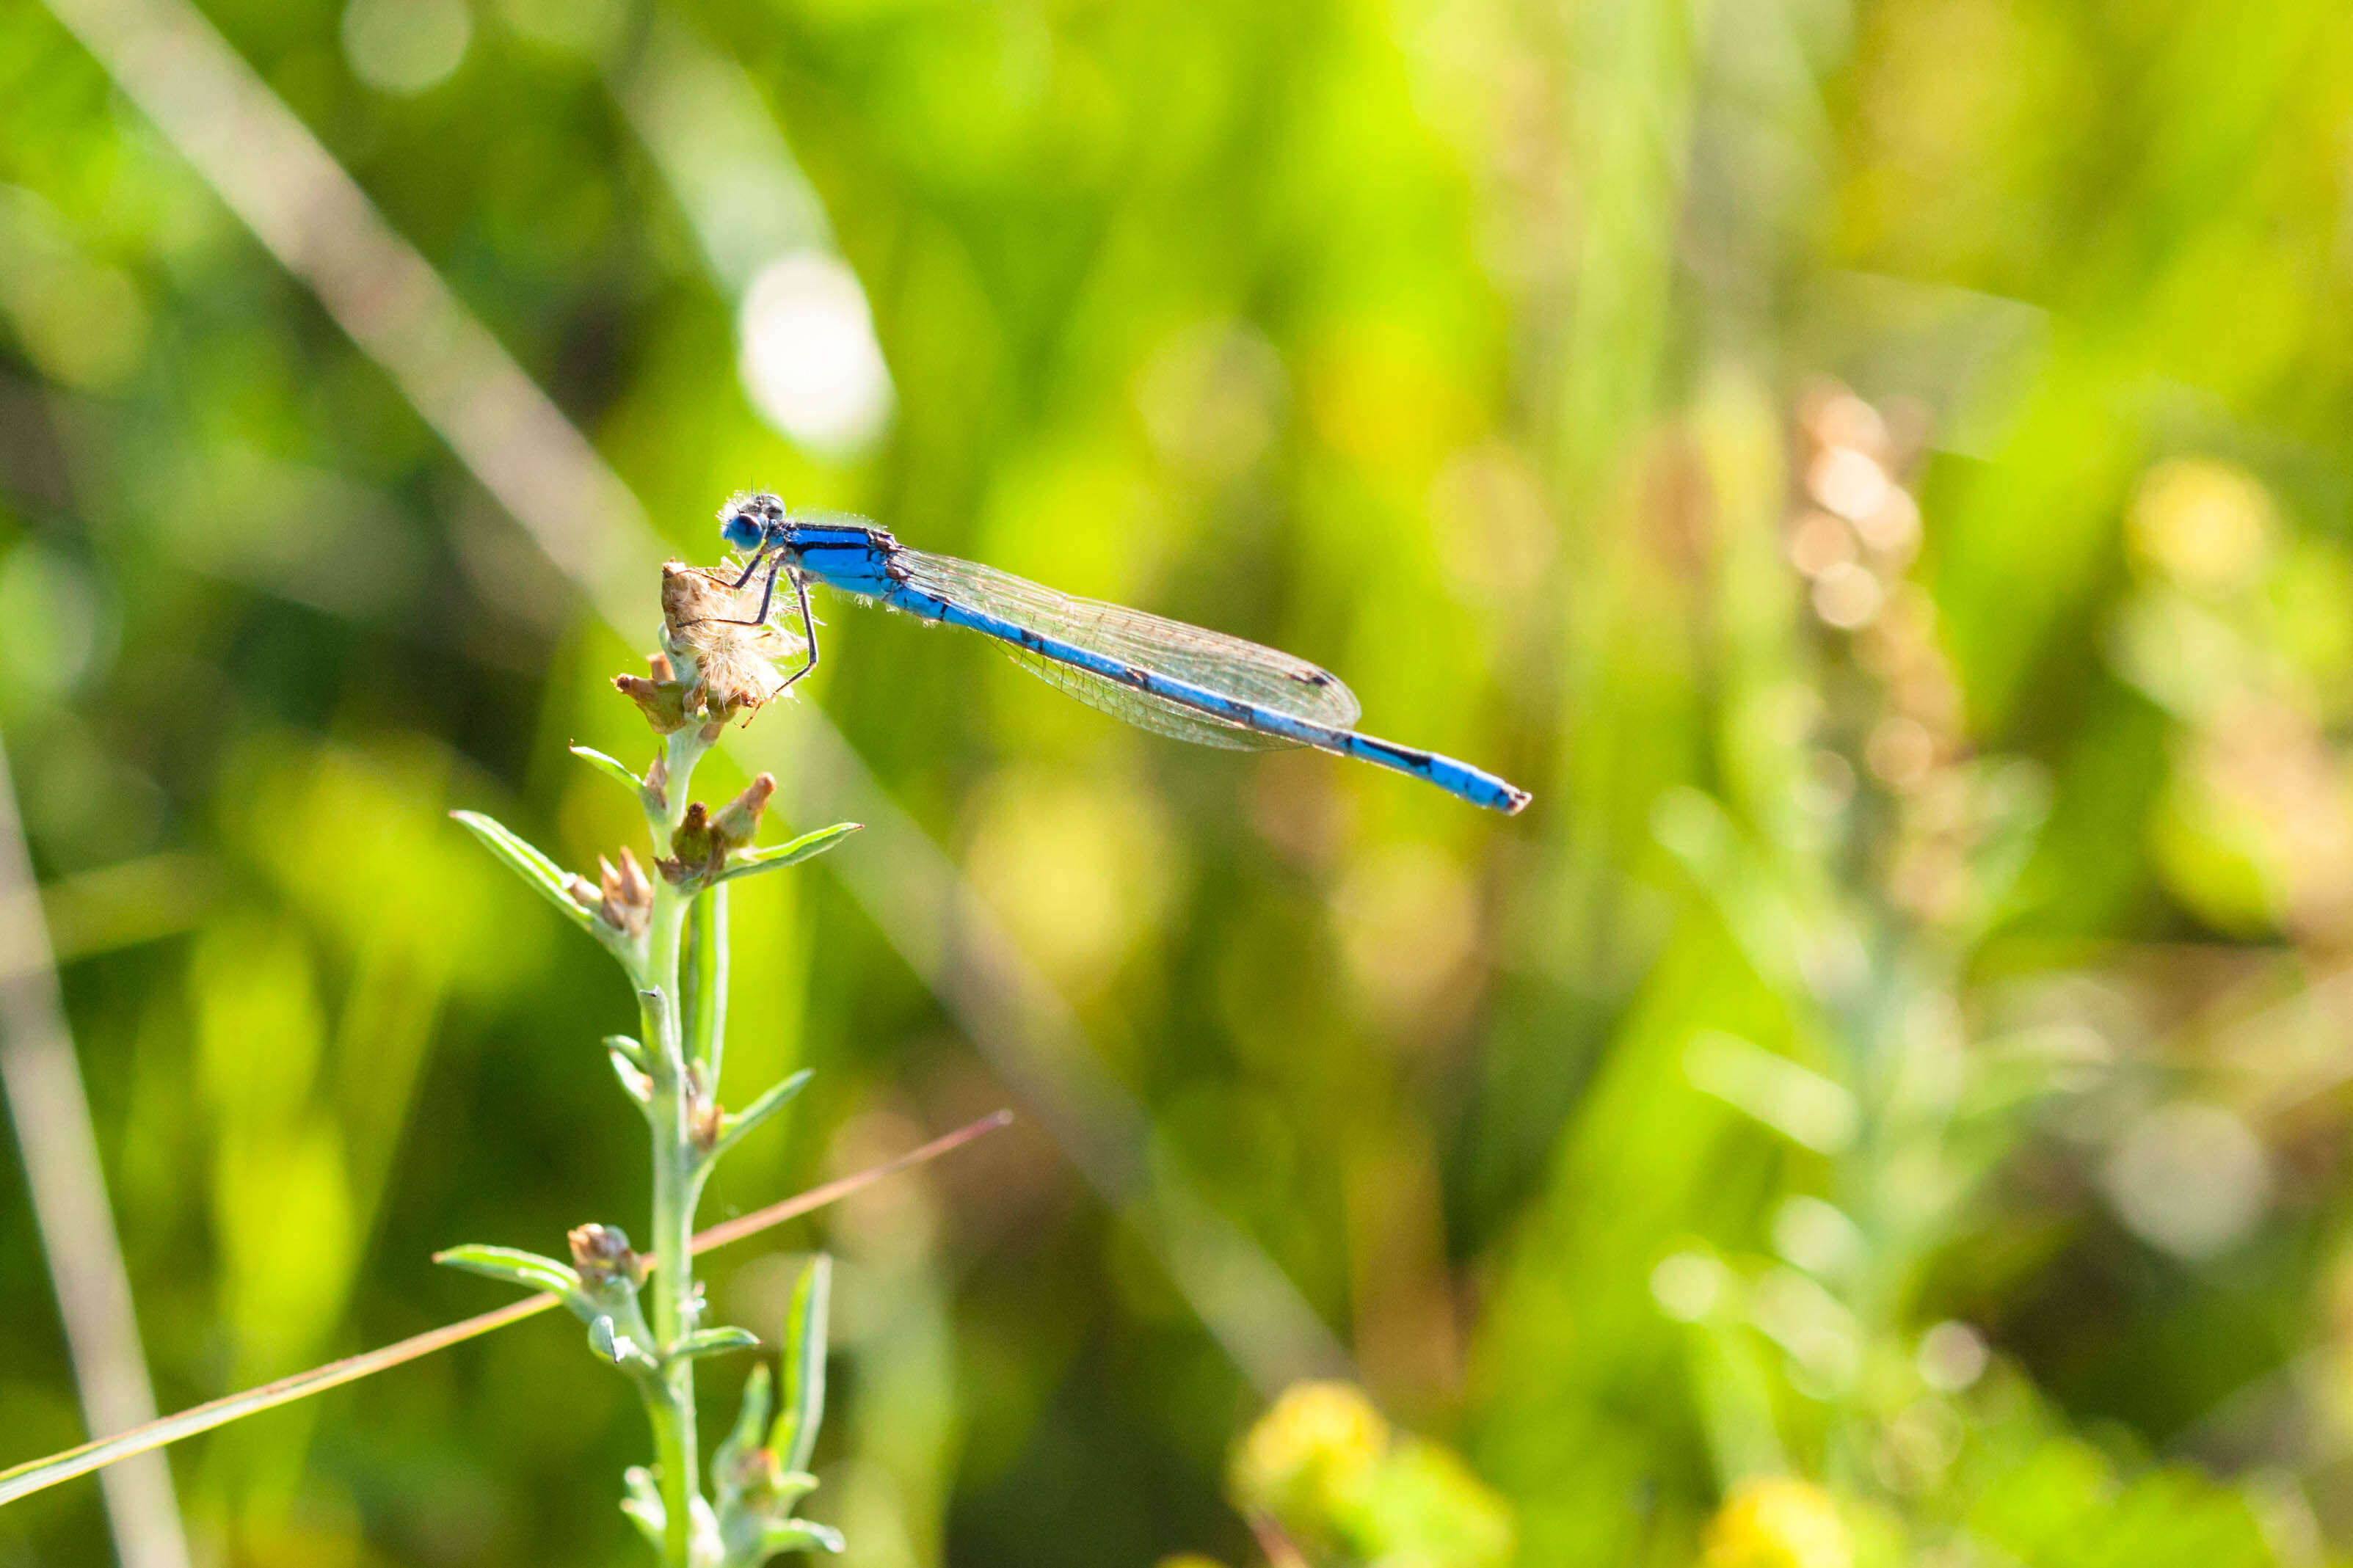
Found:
<box><xmin>718</xmin><ymin>489</ymin><xmax>787</xmax><ymax>553</ymax></box>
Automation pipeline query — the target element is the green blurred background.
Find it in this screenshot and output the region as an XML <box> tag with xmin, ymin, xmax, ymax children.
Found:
<box><xmin>5</xmin><ymin>0</ymin><xmax>2353</xmax><ymax>1562</ymax></box>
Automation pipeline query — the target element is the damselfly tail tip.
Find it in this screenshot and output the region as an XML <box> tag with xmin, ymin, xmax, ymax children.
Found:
<box><xmin>1500</xmin><ymin>785</ymin><xmax>1532</xmax><ymax>816</ymax></box>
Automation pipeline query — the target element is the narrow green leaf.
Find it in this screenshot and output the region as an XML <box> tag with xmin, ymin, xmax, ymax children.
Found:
<box><xmin>588</xmin><ymin>1314</ymin><xmax>657</xmax><ymax>1370</ymax></box>
<box><xmin>709</xmin><ymin>1070</ymin><xmax>813</xmax><ymax>1167</ymax></box>
<box><xmin>433</xmin><ymin>1244</ymin><xmax>581</xmax><ymax>1299</ymax></box>
<box><xmin>716</xmin><ymin>823</ymin><xmax>862</xmax><ymax>884</ymax></box>
<box><xmin>771</xmin><ymin>1255</ymin><xmax>831</xmax><ymax>1474</ymax></box>
<box><xmin>716</xmin><ymin>1363</ymin><xmax>773</xmax><ymax>1491</ymax></box>
<box><xmin>622</xmin><ymin>1465</ymin><xmax>666</xmax><ymax>1549</ymax></box>
<box><xmin>761</xmin><ymin>1519</ymin><xmax>845</xmax><ymax>1556</ymax></box>
<box><xmin>569</xmin><ymin>743</ymin><xmax>644</xmax><ymax>795</ymax></box>
<box><xmin>451</xmin><ymin>811</ymin><xmax>592</xmax><ymax>931</ymax></box>
<box><xmin>605</xmin><ymin>1034</ymin><xmax>650</xmax><ymax>1071</ymax></box>
<box><xmin>608</xmin><ymin>1045</ymin><xmax>652</xmax><ymax>1107</ymax></box>
<box><xmin>640</xmin><ymin>988</ymin><xmax>681</xmax><ymax>1074</ymax></box>
<box><xmin>672</xmin><ymin>1326</ymin><xmax>762</xmax><ymax>1362</ymax></box>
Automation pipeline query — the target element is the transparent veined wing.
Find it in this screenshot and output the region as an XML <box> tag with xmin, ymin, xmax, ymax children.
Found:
<box><xmin>895</xmin><ymin>550</ymin><xmax>1361</xmax><ymax>749</ymax></box>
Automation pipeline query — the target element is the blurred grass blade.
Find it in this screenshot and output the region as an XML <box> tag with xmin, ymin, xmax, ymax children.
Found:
<box><xmin>716</xmin><ymin>824</ymin><xmax>862</xmax><ymax>884</ymax></box>
<box><xmin>0</xmin><ymin>730</ymin><xmax>192</xmax><ymax>1568</ymax></box>
<box><xmin>1683</xmin><ymin>1032</ymin><xmax>1858</xmax><ymax>1154</ymax></box>
<box><xmin>771</xmin><ymin>1255</ymin><xmax>831</xmax><ymax>1474</ymax></box>
<box><xmin>0</xmin><ymin>1111</ymin><xmax>1008</xmax><ymax>1507</ymax></box>
<box><xmin>449</xmin><ymin>811</ymin><xmax>592</xmax><ymax>932</ymax></box>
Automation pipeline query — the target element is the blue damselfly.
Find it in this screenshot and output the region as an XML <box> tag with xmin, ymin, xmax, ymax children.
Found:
<box><xmin>711</xmin><ymin>491</ymin><xmax>1530</xmax><ymax>814</ymax></box>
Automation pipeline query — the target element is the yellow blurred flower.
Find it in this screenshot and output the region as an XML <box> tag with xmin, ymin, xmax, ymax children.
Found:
<box><xmin>1701</xmin><ymin>1478</ymin><xmax>1852</xmax><ymax>1568</ymax></box>
<box><xmin>1228</xmin><ymin>1381</ymin><xmax>1514</xmax><ymax>1568</ymax></box>
<box><xmin>1229</xmin><ymin>1381</ymin><xmax>1391</xmax><ymax>1524</ymax></box>
<box><xmin>2128</xmin><ymin>459</ymin><xmax>2276</xmax><ymax>597</ymax></box>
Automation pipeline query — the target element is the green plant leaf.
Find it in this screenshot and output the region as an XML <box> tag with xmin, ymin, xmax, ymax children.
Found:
<box><xmin>716</xmin><ymin>823</ymin><xmax>862</xmax><ymax>884</ymax></box>
<box><xmin>673</xmin><ymin>1326</ymin><xmax>763</xmax><ymax>1362</ymax></box>
<box><xmin>639</xmin><ymin>988</ymin><xmax>680</xmax><ymax>1073</ymax></box>
<box><xmin>771</xmin><ymin>1255</ymin><xmax>831</xmax><ymax>1474</ymax></box>
<box><xmin>432</xmin><ymin>1244</ymin><xmax>582</xmax><ymax>1299</ymax></box>
<box><xmin>716</xmin><ymin>1363</ymin><xmax>774</xmax><ymax>1494</ymax></box>
<box><xmin>608</xmin><ymin>1044</ymin><xmax>652</xmax><ymax>1107</ymax></box>
<box><xmin>760</xmin><ymin>1519</ymin><xmax>845</xmax><ymax>1556</ymax></box>
<box><xmin>622</xmin><ymin>1465</ymin><xmax>666</xmax><ymax>1549</ymax></box>
<box><xmin>569</xmin><ymin>743</ymin><xmax>644</xmax><ymax>794</ymax></box>
<box><xmin>588</xmin><ymin>1313</ymin><xmax>657</xmax><ymax>1370</ymax></box>
<box><xmin>450</xmin><ymin>811</ymin><xmax>592</xmax><ymax>931</ymax></box>
<box><xmin>709</xmin><ymin>1070</ymin><xmax>814</xmax><ymax>1167</ymax></box>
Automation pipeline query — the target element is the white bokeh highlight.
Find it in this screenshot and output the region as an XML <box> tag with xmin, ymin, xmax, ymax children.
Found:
<box><xmin>737</xmin><ymin>252</ymin><xmax>893</xmax><ymax>455</ymax></box>
<box><xmin>2103</xmin><ymin>1101</ymin><xmax>2272</xmax><ymax>1260</ymax></box>
<box><xmin>343</xmin><ymin>0</ymin><xmax>472</xmax><ymax>95</ymax></box>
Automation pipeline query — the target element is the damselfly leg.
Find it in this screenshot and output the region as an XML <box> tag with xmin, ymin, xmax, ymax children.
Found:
<box><xmin>692</xmin><ymin>550</ymin><xmax>821</xmax><ymax>690</ymax></box>
<box><xmin>707</xmin><ymin>553</ymin><xmax>784</xmax><ymax>628</ymax></box>
<box><xmin>776</xmin><ymin>572</ymin><xmax>820</xmax><ymax>692</ymax></box>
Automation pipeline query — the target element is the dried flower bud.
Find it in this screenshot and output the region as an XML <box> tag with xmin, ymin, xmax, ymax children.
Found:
<box><xmin>687</xmin><ymin>1062</ymin><xmax>723</xmax><ymax>1155</ymax></box>
<box><xmin>664</xmin><ymin>801</ymin><xmax>721</xmax><ymax>884</ymax></box>
<box><xmin>710</xmin><ymin>773</ymin><xmax>775</xmax><ymax>850</ymax></box>
<box><xmin>643</xmin><ymin>751</ymin><xmax>669</xmax><ymax>813</ymax></box>
<box><xmin>595</xmin><ymin>847</ymin><xmax>655</xmax><ymax>938</ymax></box>
<box><xmin>657</xmin><ymin>775</ymin><xmax>779</xmax><ymax>886</ymax></box>
<box><xmin>614</xmin><ymin>671</ymin><xmax>692</xmax><ymax>734</ymax></box>
<box><xmin>568</xmin><ymin>1223</ymin><xmax>647</xmax><ymax>1288</ymax></box>
<box><xmin>660</xmin><ymin>562</ymin><xmax>801</xmax><ymax>726</ymax></box>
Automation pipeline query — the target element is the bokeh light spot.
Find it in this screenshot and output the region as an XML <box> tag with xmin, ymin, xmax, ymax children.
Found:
<box><xmin>2103</xmin><ymin>1101</ymin><xmax>2271</xmax><ymax>1260</ymax></box>
<box><xmin>2129</xmin><ymin>459</ymin><xmax>2275</xmax><ymax>596</ymax></box>
<box><xmin>0</xmin><ymin>543</ymin><xmax>112</xmax><ymax>702</ymax></box>
<box><xmin>737</xmin><ymin>251</ymin><xmax>894</xmax><ymax>455</ymax></box>
<box><xmin>343</xmin><ymin>0</ymin><xmax>473</xmax><ymax>95</ymax></box>
<box><xmin>497</xmin><ymin>0</ymin><xmax>621</xmax><ymax>56</ymax></box>
<box><xmin>1916</xmin><ymin>1321</ymin><xmax>1988</xmax><ymax>1392</ymax></box>
<box><xmin>1650</xmin><ymin>1252</ymin><xmax>1725</xmax><ymax>1322</ymax></box>
<box><xmin>963</xmin><ymin>766</ymin><xmax>1179</xmax><ymax>995</ymax></box>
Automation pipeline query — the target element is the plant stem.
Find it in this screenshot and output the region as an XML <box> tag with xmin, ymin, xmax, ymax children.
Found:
<box><xmin>687</xmin><ymin>883</ymin><xmax>729</xmax><ymax>1079</ymax></box>
<box><xmin>637</xmin><ymin>726</ymin><xmax>714</xmax><ymax>1566</ymax></box>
